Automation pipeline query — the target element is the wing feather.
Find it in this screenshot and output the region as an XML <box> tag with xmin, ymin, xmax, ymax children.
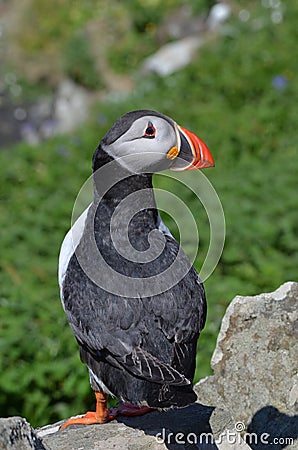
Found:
<box><xmin>114</xmin><ymin>347</ymin><xmax>190</xmax><ymax>385</ymax></box>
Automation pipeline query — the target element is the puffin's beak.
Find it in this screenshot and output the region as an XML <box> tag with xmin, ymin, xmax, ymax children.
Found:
<box><xmin>169</xmin><ymin>123</ymin><xmax>215</xmax><ymax>171</ymax></box>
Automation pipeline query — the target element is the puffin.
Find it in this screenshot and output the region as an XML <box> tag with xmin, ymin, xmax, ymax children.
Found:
<box><xmin>58</xmin><ymin>110</ymin><xmax>214</xmax><ymax>429</ymax></box>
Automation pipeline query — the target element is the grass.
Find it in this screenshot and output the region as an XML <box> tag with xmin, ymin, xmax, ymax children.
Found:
<box><xmin>0</xmin><ymin>1</ymin><xmax>297</xmax><ymax>427</ymax></box>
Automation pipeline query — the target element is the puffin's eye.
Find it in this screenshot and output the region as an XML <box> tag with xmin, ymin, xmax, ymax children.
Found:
<box><xmin>143</xmin><ymin>122</ymin><xmax>156</xmax><ymax>139</ymax></box>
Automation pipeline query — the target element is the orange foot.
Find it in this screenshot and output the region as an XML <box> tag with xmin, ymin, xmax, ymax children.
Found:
<box><xmin>60</xmin><ymin>392</ymin><xmax>116</xmax><ymax>430</ymax></box>
<box><xmin>59</xmin><ymin>410</ymin><xmax>116</xmax><ymax>429</ymax></box>
<box><xmin>59</xmin><ymin>392</ymin><xmax>154</xmax><ymax>430</ymax></box>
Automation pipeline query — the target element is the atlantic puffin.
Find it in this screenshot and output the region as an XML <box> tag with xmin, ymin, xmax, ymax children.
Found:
<box><xmin>58</xmin><ymin>110</ymin><xmax>214</xmax><ymax>428</ymax></box>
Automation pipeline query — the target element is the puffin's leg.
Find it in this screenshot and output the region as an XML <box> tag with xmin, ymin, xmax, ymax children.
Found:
<box><xmin>59</xmin><ymin>391</ymin><xmax>115</xmax><ymax>430</ymax></box>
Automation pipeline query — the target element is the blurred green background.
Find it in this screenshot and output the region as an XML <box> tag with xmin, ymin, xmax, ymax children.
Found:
<box><xmin>0</xmin><ymin>0</ymin><xmax>297</xmax><ymax>427</ymax></box>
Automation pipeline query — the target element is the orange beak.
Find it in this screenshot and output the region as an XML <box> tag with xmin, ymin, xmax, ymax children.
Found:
<box><xmin>169</xmin><ymin>123</ymin><xmax>214</xmax><ymax>171</ymax></box>
<box><xmin>178</xmin><ymin>125</ymin><xmax>214</xmax><ymax>170</ymax></box>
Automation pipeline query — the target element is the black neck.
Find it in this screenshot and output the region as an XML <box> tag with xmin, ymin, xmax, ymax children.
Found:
<box><xmin>92</xmin><ymin>145</ymin><xmax>158</xmax><ymax>228</ymax></box>
<box><xmin>78</xmin><ymin>146</ymin><xmax>170</xmax><ymax>278</ymax></box>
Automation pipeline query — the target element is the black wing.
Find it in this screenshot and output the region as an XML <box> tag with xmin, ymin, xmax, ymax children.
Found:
<box><xmin>61</xmin><ymin>230</ymin><xmax>206</xmax><ymax>386</ymax></box>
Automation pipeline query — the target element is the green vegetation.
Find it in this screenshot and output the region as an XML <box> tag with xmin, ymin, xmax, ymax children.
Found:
<box><xmin>62</xmin><ymin>32</ymin><xmax>101</xmax><ymax>89</ymax></box>
<box><xmin>1</xmin><ymin>1</ymin><xmax>297</xmax><ymax>427</ymax></box>
<box><xmin>11</xmin><ymin>0</ymin><xmax>212</xmax><ymax>85</ymax></box>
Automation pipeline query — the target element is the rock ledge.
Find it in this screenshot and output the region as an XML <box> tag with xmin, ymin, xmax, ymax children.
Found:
<box><xmin>1</xmin><ymin>282</ymin><xmax>297</xmax><ymax>449</ymax></box>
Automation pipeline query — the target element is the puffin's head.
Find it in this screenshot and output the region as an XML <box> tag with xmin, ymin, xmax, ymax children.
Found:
<box><xmin>94</xmin><ymin>110</ymin><xmax>214</xmax><ymax>173</ymax></box>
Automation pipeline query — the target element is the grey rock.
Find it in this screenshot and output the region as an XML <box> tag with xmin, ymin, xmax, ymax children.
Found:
<box><xmin>38</xmin><ymin>406</ymin><xmax>252</xmax><ymax>449</ymax></box>
<box><xmin>142</xmin><ymin>2</ymin><xmax>232</xmax><ymax>77</ymax></box>
<box><xmin>195</xmin><ymin>281</ymin><xmax>298</xmax><ymax>448</ymax></box>
<box><xmin>0</xmin><ymin>78</ymin><xmax>91</xmax><ymax>147</ymax></box>
<box><xmin>54</xmin><ymin>79</ymin><xmax>90</xmax><ymax>134</ymax></box>
<box><xmin>142</xmin><ymin>37</ymin><xmax>205</xmax><ymax>77</ymax></box>
<box><xmin>0</xmin><ymin>416</ymin><xmax>47</xmax><ymax>450</ymax></box>
<box><xmin>209</xmin><ymin>408</ymin><xmax>251</xmax><ymax>449</ymax></box>
<box><xmin>156</xmin><ymin>6</ymin><xmax>207</xmax><ymax>43</ymax></box>
<box><xmin>209</xmin><ymin>408</ymin><xmax>235</xmax><ymax>440</ymax></box>
<box><xmin>207</xmin><ymin>3</ymin><xmax>231</xmax><ymax>31</ymax></box>
<box><xmin>37</xmin><ymin>403</ymin><xmax>215</xmax><ymax>450</ymax></box>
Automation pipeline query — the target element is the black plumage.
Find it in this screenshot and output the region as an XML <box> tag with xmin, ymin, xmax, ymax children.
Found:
<box><xmin>59</xmin><ymin>110</ymin><xmax>212</xmax><ymax>421</ymax></box>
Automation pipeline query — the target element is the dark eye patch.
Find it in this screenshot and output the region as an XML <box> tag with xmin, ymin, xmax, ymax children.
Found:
<box><xmin>143</xmin><ymin>121</ymin><xmax>156</xmax><ymax>139</ymax></box>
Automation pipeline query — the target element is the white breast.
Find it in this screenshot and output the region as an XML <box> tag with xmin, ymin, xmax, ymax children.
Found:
<box><xmin>58</xmin><ymin>204</ymin><xmax>91</xmax><ymax>296</ymax></box>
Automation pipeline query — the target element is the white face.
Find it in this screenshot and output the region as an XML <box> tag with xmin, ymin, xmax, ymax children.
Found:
<box><xmin>102</xmin><ymin>116</ymin><xmax>177</xmax><ymax>173</ymax></box>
